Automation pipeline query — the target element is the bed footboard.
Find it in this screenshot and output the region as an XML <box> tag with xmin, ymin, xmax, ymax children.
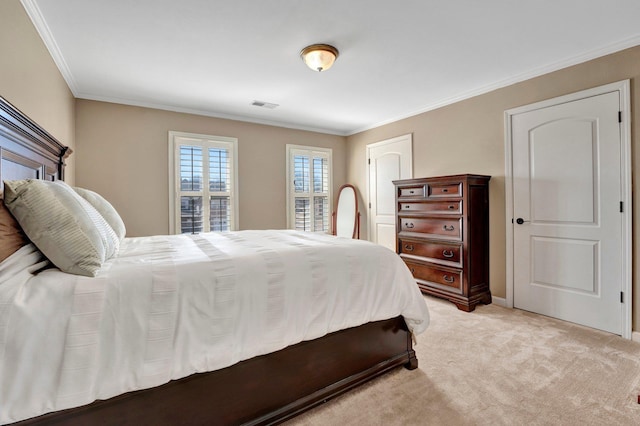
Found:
<box><xmin>19</xmin><ymin>316</ymin><xmax>415</xmax><ymax>426</ymax></box>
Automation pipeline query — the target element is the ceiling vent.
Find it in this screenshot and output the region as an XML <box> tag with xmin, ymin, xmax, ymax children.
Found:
<box><xmin>251</xmin><ymin>100</ymin><xmax>279</xmax><ymax>109</ymax></box>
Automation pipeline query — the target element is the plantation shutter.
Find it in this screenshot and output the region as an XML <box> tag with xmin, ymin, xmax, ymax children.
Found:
<box><xmin>170</xmin><ymin>132</ymin><xmax>238</xmax><ymax>234</ymax></box>
<box><xmin>288</xmin><ymin>146</ymin><xmax>331</xmax><ymax>232</ymax></box>
<box><xmin>208</xmin><ymin>147</ymin><xmax>232</xmax><ymax>231</ymax></box>
<box><xmin>179</xmin><ymin>146</ymin><xmax>204</xmax><ymax>233</ymax></box>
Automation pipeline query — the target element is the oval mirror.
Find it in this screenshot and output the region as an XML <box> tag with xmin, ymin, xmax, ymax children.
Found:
<box><xmin>333</xmin><ymin>184</ymin><xmax>360</xmax><ymax>238</ymax></box>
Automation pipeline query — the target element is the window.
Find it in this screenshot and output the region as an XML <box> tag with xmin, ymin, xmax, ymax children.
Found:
<box><xmin>286</xmin><ymin>145</ymin><xmax>332</xmax><ymax>232</ymax></box>
<box><xmin>169</xmin><ymin>131</ymin><xmax>238</xmax><ymax>234</ymax></box>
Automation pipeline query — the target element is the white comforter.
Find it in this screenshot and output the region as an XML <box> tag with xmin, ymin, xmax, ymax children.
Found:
<box><xmin>0</xmin><ymin>230</ymin><xmax>429</xmax><ymax>424</ymax></box>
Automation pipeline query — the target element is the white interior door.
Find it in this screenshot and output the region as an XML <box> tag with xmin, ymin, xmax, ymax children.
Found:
<box><xmin>367</xmin><ymin>134</ymin><xmax>412</xmax><ymax>250</ymax></box>
<box><xmin>509</xmin><ymin>88</ymin><xmax>628</xmax><ymax>335</ymax></box>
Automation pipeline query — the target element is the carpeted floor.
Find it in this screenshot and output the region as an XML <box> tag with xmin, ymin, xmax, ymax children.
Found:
<box><xmin>286</xmin><ymin>295</ymin><xmax>640</xmax><ymax>425</ymax></box>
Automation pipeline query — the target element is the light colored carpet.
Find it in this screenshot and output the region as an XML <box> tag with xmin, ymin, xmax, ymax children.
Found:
<box><xmin>287</xmin><ymin>295</ymin><xmax>640</xmax><ymax>425</ymax></box>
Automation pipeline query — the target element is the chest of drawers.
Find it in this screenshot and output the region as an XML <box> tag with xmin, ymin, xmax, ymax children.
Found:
<box><xmin>393</xmin><ymin>174</ymin><xmax>491</xmax><ymax>312</ymax></box>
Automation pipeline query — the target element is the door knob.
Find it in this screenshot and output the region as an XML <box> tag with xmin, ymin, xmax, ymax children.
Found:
<box><xmin>515</xmin><ymin>218</ymin><xmax>529</xmax><ymax>225</ymax></box>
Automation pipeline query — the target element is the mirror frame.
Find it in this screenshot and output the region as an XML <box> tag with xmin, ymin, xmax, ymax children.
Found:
<box><xmin>332</xmin><ymin>184</ymin><xmax>360</xmax><ymax>239</ymax></box>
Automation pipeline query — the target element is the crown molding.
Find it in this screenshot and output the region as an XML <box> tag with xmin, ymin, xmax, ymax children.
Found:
<box><xmin>348</xmin><ymin>35</ymin><xmax>640</xmax><ymax>136</ymax></box>
<box><xmin>21</xmin><ymin>0</ymin><xmax>80</xmax><ymax>95</ymax></box>
<box><xmin>76</xmin><ymin>92</ymin><xmax>349</xmax><ymax>136</ymax></box>
<box><xmin>20</xmin><ymin>0</ymin><xmax>640</xmax><ymax>138</ymax></box>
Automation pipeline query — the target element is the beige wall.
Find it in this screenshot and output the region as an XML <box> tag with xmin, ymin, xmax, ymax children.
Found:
<box><xmin>5</xmin><ymin>0</ymin><xmax>639</xmax><ymax>331</ymax></box>
<box><xmin>75</xmin><ymin>100</ymin><xmax>347</xmax><ymax>237</ymax></box>
<box><xmin>0</xmin><ymin>0</ymin><xmax>76</xmax><ymax>183</ymax></box>
<box><xmin>347</xmin><ymin>45</ymin><xmax>640</xmax><ymax>330</ymax></box>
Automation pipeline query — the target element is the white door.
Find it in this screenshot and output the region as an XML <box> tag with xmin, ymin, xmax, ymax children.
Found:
<box><xmin>509</xmin><ymin>88</ymin><xmax>628</xmax><ymax>335</ymax></box>
<box><xmin>367</xmin><ymin>134</ymin><xmax>412</xmax><ymax>250</ymax></box>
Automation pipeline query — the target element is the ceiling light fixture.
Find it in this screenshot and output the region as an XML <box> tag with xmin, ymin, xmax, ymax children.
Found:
<box><xmin>300</xmin><ymin>44</ymin><xmax>339</xmax><ymax>72</ymax></box>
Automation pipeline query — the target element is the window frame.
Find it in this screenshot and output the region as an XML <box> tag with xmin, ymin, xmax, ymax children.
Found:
<box><xmin>168</xmin><ymin>131</ymin><xmax>239</xmax><ymax>234</ymax></box>
<box><xmin>286</xmin><ymin>144</ymin><xmax>333</xmax><ymax>232</ymax></box>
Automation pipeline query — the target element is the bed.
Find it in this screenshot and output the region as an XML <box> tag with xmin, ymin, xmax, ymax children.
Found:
<box><xmin>0</xmin><ymin>96</ymin><xmax>429</xmax><ymax>425</ymax></box>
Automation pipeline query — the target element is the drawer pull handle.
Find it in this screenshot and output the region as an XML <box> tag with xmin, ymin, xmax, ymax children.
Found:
<box><xmin>442</xmin><ymin>189</ymin><xmax>449</xmax><ymax>193</ymax></box>
<box><xmin>448</xmin><ymin>205</ymin><xmax>455</xmax><ymax>209</ymax></box>
<box><xmin>405</xmin><ymin>223</ymin><xmax>415</xmax><ymax>229</ymax></box>
<box><xmin>442</xmin><ymin>250</ymin><xmax>454</xmax><ymax>258</ymax></box>
<box><xmin>409</xmin><ymin>190</ymin><xmax>415</xmax><ymax>194</ymax></box>
<box><xmin>405</xmin><ymin>205</ymin><xmax>410</xmax><ymax>209</ymax></box>
<box><xmin>443</xmin><ymin>275</ymin><xmax>455</xmax><ymax>283</ymax></box>
<box><xmin>404</xmin><ymin>244</ymin><xmax>414</xmax><ymax>252</ymax></box>
<box><xmin>443</xmin><ymin>225</ymin><xmax>455</xmax><ymax>231</ymax></box>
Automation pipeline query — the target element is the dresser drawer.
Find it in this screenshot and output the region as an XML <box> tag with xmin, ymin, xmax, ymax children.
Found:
<box><xmin>399</xmin><ymin>217</ymin><xmax>462</xmax><ymax>240</ymax></box>
<box><xmin>398</xmin><ymin>185</ymin><xmax>425</xmax><ymax>198</ymax></box>
<box><xmin>399</xmin><ymin>200</ymin><xmax>462</xmax><ymax>214</ymax></box>
<box><xmin>404</xmin><ymin>260</ymin><xmax>463</xmax><ymax>293</ymax></box>
<box><xmin>427</xmin><ymin>181</ymin><xmax>462</xmax><ymax>198</ymax></box>
<box><xmin>398</xmin><ymin>238</ymin><xmax>462</xmax><ymax>267</ymax></box>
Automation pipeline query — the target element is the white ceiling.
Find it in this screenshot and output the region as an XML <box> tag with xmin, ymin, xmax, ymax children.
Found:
<box><xmin>24</xmin><ymin>0</ymin><xmax>640</xmax><ymax>136</ymax></box>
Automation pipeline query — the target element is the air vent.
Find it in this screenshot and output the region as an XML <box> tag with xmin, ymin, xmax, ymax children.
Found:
<box><xmin>251</xmin><ymin>100</ymin><xmax>279</xmax><ymax>109</ymax></box>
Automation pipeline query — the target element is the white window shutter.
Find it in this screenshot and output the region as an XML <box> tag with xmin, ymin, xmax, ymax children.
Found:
<box><xmin>286</xmin><ymin>145</ymin><xmax>332</xmax><ymax>233</ymax></box>
<box><xmin>169</xmin><ymin>132</ymin><xmax>238</xmax><ymax>234</ymax></box>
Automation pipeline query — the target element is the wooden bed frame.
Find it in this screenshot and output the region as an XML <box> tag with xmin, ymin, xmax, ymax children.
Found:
<box><xmin>0</xmin><ymin>96</ymin><xmax>418</xmax><ymax>425</ymax></box>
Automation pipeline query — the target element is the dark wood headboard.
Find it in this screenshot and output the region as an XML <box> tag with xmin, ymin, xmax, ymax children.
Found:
<box><xmin>0</xmin><ymin>96</ymin><xmax>71</xmax><ymax>191</ymax></box>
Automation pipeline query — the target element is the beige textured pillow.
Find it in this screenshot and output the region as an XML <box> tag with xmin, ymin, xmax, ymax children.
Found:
<box><xmin>0</xmin><ymin>195</ymin><xmax>30</xmax><ymax>263</ymax></box>
<box><xmin>3</xmin><ymin>179</ymin><xmax>119</xmax><ymax>277</ymax></box>
<box><xmin>74</xmin><ymin>187</ymin><xmax>126</xmax><ymax>241</ymax></box>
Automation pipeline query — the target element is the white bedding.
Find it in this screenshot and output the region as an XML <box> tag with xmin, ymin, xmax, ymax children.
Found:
<box><xmin>0</xmin><ymin>230</ymin><xmax>429</xmax><ymax>424</ymax></box>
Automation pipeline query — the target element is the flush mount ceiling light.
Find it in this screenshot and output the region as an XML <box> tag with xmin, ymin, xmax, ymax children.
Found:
<box><xmin>300</xmin><ymin>44</ymin><xmax>339</xmax><ymax>72</ymax></box>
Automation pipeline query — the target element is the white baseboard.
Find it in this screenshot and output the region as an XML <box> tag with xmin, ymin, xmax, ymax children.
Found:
<box><xmin>490</xmin><ymin>297</ymin><xmax>638</xmax><ymax>340</ymax></box>
<box><xmin>491</xmin><ymin>296</ymin><xmax>507</xmax><ymax>307</ymax></box>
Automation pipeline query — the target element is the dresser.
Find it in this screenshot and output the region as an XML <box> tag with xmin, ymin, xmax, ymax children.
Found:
<box><xmin>393</xmin><ymin>174</ymin><xmax>491</xmax><ymax>312</ymax></box>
